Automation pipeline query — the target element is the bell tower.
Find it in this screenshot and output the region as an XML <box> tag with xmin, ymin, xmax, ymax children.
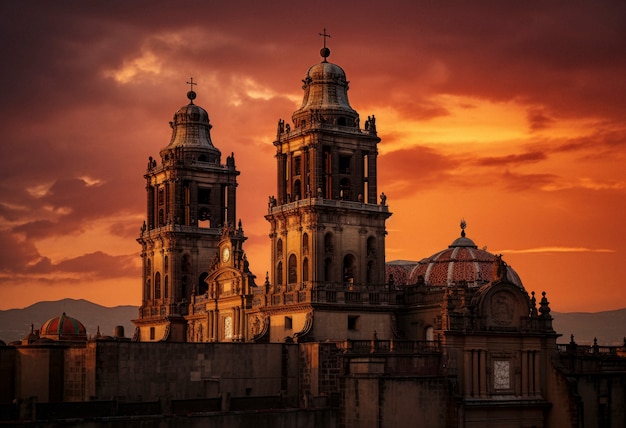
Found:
<box><xmin>133</xmin><ymin>82</ymin><xmax>241</xmax><ymax>342</ymax></box>
<box><xmin>255</xmin><ymin>38</ymin><xmax>392</xmax><ymax>343</ymax></box>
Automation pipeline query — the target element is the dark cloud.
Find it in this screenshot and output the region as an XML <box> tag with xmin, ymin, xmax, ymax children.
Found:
<box><xmin>476</xmin><ymin>152</ymin><xmax>547</xmax><ymax>167</ymax></box>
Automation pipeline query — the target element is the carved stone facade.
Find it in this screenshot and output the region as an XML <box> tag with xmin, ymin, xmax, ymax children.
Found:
<box><xmin>133</xmin><ymin>91</ymin><xmax>255</xmax><ymax>342</ymax></box>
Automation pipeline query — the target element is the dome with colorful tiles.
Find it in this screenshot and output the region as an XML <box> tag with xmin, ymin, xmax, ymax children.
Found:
<box><xmin>39</xmin><ymin>312</ymin><xmax>87</xmax><ymax>342</ymax></box>
<box><xmin>406</xmin><ymin>221</ymin><xmax>523</xmax><ymax>289</ymax></box>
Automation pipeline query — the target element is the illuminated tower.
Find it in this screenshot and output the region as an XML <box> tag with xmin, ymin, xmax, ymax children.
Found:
<box><xmin>133</xmin><ymin>83</ymin><xmax>241</xmax><ymax>342</ymax></box>
<box><xmin>254</xmin><ymin>37</ymin><xmax>393</xmax><ymax>342</ymax></box>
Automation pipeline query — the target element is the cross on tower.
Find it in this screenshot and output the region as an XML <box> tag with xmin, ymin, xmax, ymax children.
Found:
<box><xmin>319</xmin><ymin>28</ymin><xmax>331</xmax><ymax>49</ymax></box>
<box><xmin>186</xmin><ymin>77</ymin><xmax>198</xmax><ymax>103</ymax></box>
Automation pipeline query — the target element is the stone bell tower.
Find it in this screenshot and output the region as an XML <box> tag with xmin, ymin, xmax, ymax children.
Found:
<box><xmin>133</xmin><ymin>82</ymin><xmax>241</xmax><ymax>342</ymax></box>
<box><xmin>255</xmin><ymin>37</ymin><xmax>392</xmax><ymax>343</ymax></box>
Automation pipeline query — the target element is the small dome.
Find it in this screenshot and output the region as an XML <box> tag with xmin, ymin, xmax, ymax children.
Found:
<box><xmin>292</xmin><ymin>58</ymin><xmax>359</xmax><ymax>128</ymax></box>
<box><xmin>406</xmin><ymin>224</ymin><xmax>524</xmax><ymax>289</ymax></box>
<box><xmin>39</xmin><ymin>312</ymin><xmax>87</xmax><ymax>342</ymax></box>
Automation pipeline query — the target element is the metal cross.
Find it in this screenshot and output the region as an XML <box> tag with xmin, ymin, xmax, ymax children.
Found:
<box><xmin>186</xmin><ymin>77</ymin><xmax>197</xmax><ymax>92</ymax></box>
<box><xmin>319</xmin><ymin>28</ymin><xmax>331</xmax><ymax>49</ymax></box>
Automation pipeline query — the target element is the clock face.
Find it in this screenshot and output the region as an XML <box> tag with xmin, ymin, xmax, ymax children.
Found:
<box><xmin>222</xmin><ymin>247</ymin><xmax>230</xmax><ymax>262</ymax></box>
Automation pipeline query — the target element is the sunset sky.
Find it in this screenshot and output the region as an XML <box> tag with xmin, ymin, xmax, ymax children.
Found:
<box><xmin>1</xmin><ymin>1</ymin><xmax>624</xmax><ymax>313</ymax></box>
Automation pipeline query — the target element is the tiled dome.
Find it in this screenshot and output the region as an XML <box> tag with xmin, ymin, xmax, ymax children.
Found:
<box><xmin>407</xmin><ymin>223</ymin><xmax>524</xmax><ymax>289</ymax></box>
<box><xmin>39</xmin><ymin>312</ymin><xmax>87</xmax><ymax>341</ymax></box>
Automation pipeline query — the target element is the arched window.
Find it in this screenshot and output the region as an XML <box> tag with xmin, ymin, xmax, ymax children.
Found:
<box><xmin>164</xmin><ymin>276</ymin><xmax>169</xmax><ymax>299</ymax></box>
<box><xmin>288</xmin><ymin>254</ymin><xmax>297</xmax><ymax>284</ymax></box>
<box><xmin>302</xmin><ymin>258</ymin><xmax>309</xmax><ymax>282</ymax></box>
<box><xmin>146</xmin><ymin>279</ymin><xmax>151</xmax><ymax>300</ymax></box>
<box><xmin>277</xmin><ymin>261</ymin><xmax>283</xmax><ymax>285</ymax></box>
<box><xmin>302</xmin><ymin>233</ymin><xmax>309</xmax><ymax>254</ymax></box>
<box><xmin>164</xmin><ymin>256</ymin><xmax>168</xmax><ymax>274</ymax></box>
<box><xmin>324</xmin><ymin>233</ymin><xmax>334</xmax><ymax>254</ymax></box>
<box><xmin>154</xmin><ymin>272</ymin><xmax>161</xmax><ymax>299</ymax></box>
<box><xmin>343</xmin><ymin>254</ymin><xmax>356</xmax><ymax>285</ymax></box>
<box><xmin>367</xmin><ymin>236</ymin><xmax>376</xmax><ymax>258</ymax></box>
<box><xmin>181</xmin><ymin>275</ymin><xmax>188</xmax><ymax>299</ymax></box>
<box><xmin>182</xmin><ymin>254</ymin><xmax>191</xmax><ymax>273</ymax></box>
<box><xmin>324</xmin><ymin>258</ymin><xmax>333</xmax><ymax>282</ymax></box>
<box><xmin>158</xmin><ymin>209</ymin><xmax>165</xmax><ymax>226</ymax></box>
<box><xmin>277</xmin><ymin>239</ymin><xmax>283</xmax><ymax>258</ymax></box>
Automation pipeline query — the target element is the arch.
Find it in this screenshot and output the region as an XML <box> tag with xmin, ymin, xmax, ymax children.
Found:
<box><xmin>154</xmin><ymin>272</ymin><xmax>161</xmax><ymax>299</ymax></box>
<box><xmin>324</xmin><ymin>232</ymin><xmax>334</xmax><ymax>254</ymax></box>
<box><xmin>288</xmin><ymin>254</ymin><xmax>298</xmax><ymax>284</ymax></box>
<box><xmin>343</xmin><ymin>254</ymin><xmax>356</xmax><ymax>285</ymax></box>
<box><xmin>302</xmin><ymin>233</ymin><xmax>309</xmax><ymax>254</ymax></box>
<box><xmin>164</xmin><ymin>256</ymin><xmax>168</xmax><ymax>274</ymax></box>
<box><xmin>324</xmin><ymin>257</ymin><xmax>333</xmax><ymax>282</ymax></box>
<box><xmin>367</xmin><ymin>236</ymin><xmax>376</xmax><ymax>258</ymax></box>
<box><xmin>146</xmin><ymin>279</ymin><xmax>151</xmax><ymax>300</ymax></box>
<box><xmin>198</xmin><ymin>272</ymin><xmax>209</xmax><ymax>294</ymax></box>
<box><xmin>302</xmin><ymin>257</ymin><xmax>309</xmax><ymax>282</ymax></box>
<box><xmin>277</xmin><ymin>261</ymin><xmax>283</xmax><ymax>285</ymax></box>
<box><xmin>277</xmin><ymin>239</ymin><xmax>283</xmax><ymax>258</ymax></box>
<box><xmin>164</xmin><ymin>275</ymin><xmax>169</xmax><ymax>299</ymax></box>
<box><xmin>293</xmin><ymin>180</ymin><xmax>302</xmax><ymax>200</ymax></box>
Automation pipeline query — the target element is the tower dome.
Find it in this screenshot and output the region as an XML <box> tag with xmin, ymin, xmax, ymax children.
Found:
<box><xmin>407</xmin><ymin>222</ymin><xmax>524</xmax><ymax>289</ymax></box>
<box><xmin>39</xmin><ymin>312</ymin><xmax>87</xmax><ymax>342</ymax></box>
<box><xmin>291</xmin><ymin>47</ymin><xmax>359</xmax><ymax>129</ymax></box>
<box><xmin>161</xmin><ymin>87</ymin><xmax>221</xmax><ymax>163</ymax></box>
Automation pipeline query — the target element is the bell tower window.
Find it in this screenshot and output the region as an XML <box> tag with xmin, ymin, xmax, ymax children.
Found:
<box><xmin>288</xmin><ymin>254</ymin><xmax>297</xmax><ymax>284</ymax></box>
<box><xmin>154</xmin><ymin>272</ymin><xmax>161</xmax><ymax>299</ymax></box>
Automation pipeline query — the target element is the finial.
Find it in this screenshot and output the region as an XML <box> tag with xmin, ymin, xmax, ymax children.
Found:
<box><xmin>319</xmin><ymin>28</ymin><xmax>331</xmax><ymax>62</ymax></box>
<box><xmin>460</xmin><ymin>218</ymin><xmax>466</xmax><ymax>238</ymax></box>
<box><xmin>186</xmin><ymin>77</ymin><xmax>198</xmax><ymax>104</ymax></box>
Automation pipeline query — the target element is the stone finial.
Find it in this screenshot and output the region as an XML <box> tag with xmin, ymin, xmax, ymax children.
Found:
<box><xmin>539</xmin><ymin>291</ymin><xmax>552</xmax><ymax>319</ymax></box>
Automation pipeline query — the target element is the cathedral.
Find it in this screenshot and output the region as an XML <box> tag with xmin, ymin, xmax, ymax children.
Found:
<box><xmin>2</xmin><ymin>38</ymin><xmax>625</xmax><ymax>428</ymax></box>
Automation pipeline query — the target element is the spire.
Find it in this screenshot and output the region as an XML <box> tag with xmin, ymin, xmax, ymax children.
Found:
<box><xmin>460</xmin><ymin>218</ymin><xmax>467</xmax><ymax>238</ymax></box>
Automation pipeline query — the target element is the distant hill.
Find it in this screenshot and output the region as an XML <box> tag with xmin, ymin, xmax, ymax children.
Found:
<box><xmin>0</xmin><ymin>299</ymin><xmax>138</xmax><ymax>344</ymax></box>
<box><xmin>552</xmin><ymin>308</ymin><xmax>626</xmax><ymax>346</ymax></box>
<box><xmin>0</xmin><ymin>299</ymin><xmax>624</xmax><ymax>347</ymax></box>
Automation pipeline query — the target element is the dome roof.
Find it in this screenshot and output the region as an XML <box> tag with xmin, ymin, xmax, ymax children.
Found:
<box><xmin>291</xmin><ymin>48</ymin><xmax>359</xmax><ymax>127</ymax></box>
<box><xmin>161</xmin><ymin>89</ymin><xmax>221</xmax><ymax>162</ymax></box>
<box><xmin>407</xmin><ymin>223</ymin><xmax>524</xmax><ymax>289</ymax></box>
<box><xmin>39</xmin><ymin>312</ymin><xmax>87</xmax><ymax>341</ymax></box>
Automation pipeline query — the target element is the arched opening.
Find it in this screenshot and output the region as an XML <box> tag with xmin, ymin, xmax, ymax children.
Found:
<box><xmin>303</xmin><ymin>258</ymin><xmax>309</xmax><ymax>282</ymax></box>
<box><xmin>277</xmin><ymin>239</ymin><xmax>283</xmax><ymax>258</ymax></box>
<box><xmin>324</xmin><ymin>232</ymin><xmax>334</xmax><ymax>254</ymax></box>
<box><xmin>158</xmin><ymin>209</ymin><xmax>165</xmax><ymax>226</ymax></box>
<box><xmin>293</xmin><ymin>180</ymin><xmax>302</xmax><ymax>200</ymax></box>
<box><xmin>154</xmin><ymin>272</ymin><xmax>161</xmax><ymax>299</ymax></box>
<box><xmin>367</xmin><ymin>236</ymin><xmax>376</xmax><ymax>257</ymax></box>
<box><xmin>164</xmin><ymin>256</ymin><xmax>168</xmax><ymax>273</ymax></box>
<box><xmin>146</xmin><ymin>279</ymin><xmax>151</xmax><ymax>300</ymax></box>
<box><xmin>198</xmin><ymin>154</ymin><xmax>207</xmax><ymax>162</ymax></box>
<box><xmin>181</xmin><ymin>275</ymin><xmax>188</xmax><ymax>300</ymax></box>
<box><xmin>302</xmin><ymin>233</ymin><xmax>309</xmax><ymax>254</ymax></box>
<box><xmin>164</xmin><ymin>276</ymin><xmax>169</xmax><ymax>299</ymax></box>
<box><xmin>198</xmin><ymin>272</ymin><xmax>209</xmax><ymax>294</ymax></box>
<box><xmin>324</xmin><ymin>258</ymin><xmax>333</xmax><ymax>282</ymax></box>
<box><xmin>288</xmin><ymin>254</ymin><xmax>297</xmax><ymax>284</ymax></box>
<box><xmin>343</xmin><ymin>254</ymin><xmax>356</xmax><ymax>285</ymax></box>
<box><xmin>277</xmin><ymin>261</ymin><xmax>283</xmax><ymax>285</ymax></box>
<box><xmin>338</xmin><ymin>117</ymin><xmax>347</xmax><ymax>126</ymax></box>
